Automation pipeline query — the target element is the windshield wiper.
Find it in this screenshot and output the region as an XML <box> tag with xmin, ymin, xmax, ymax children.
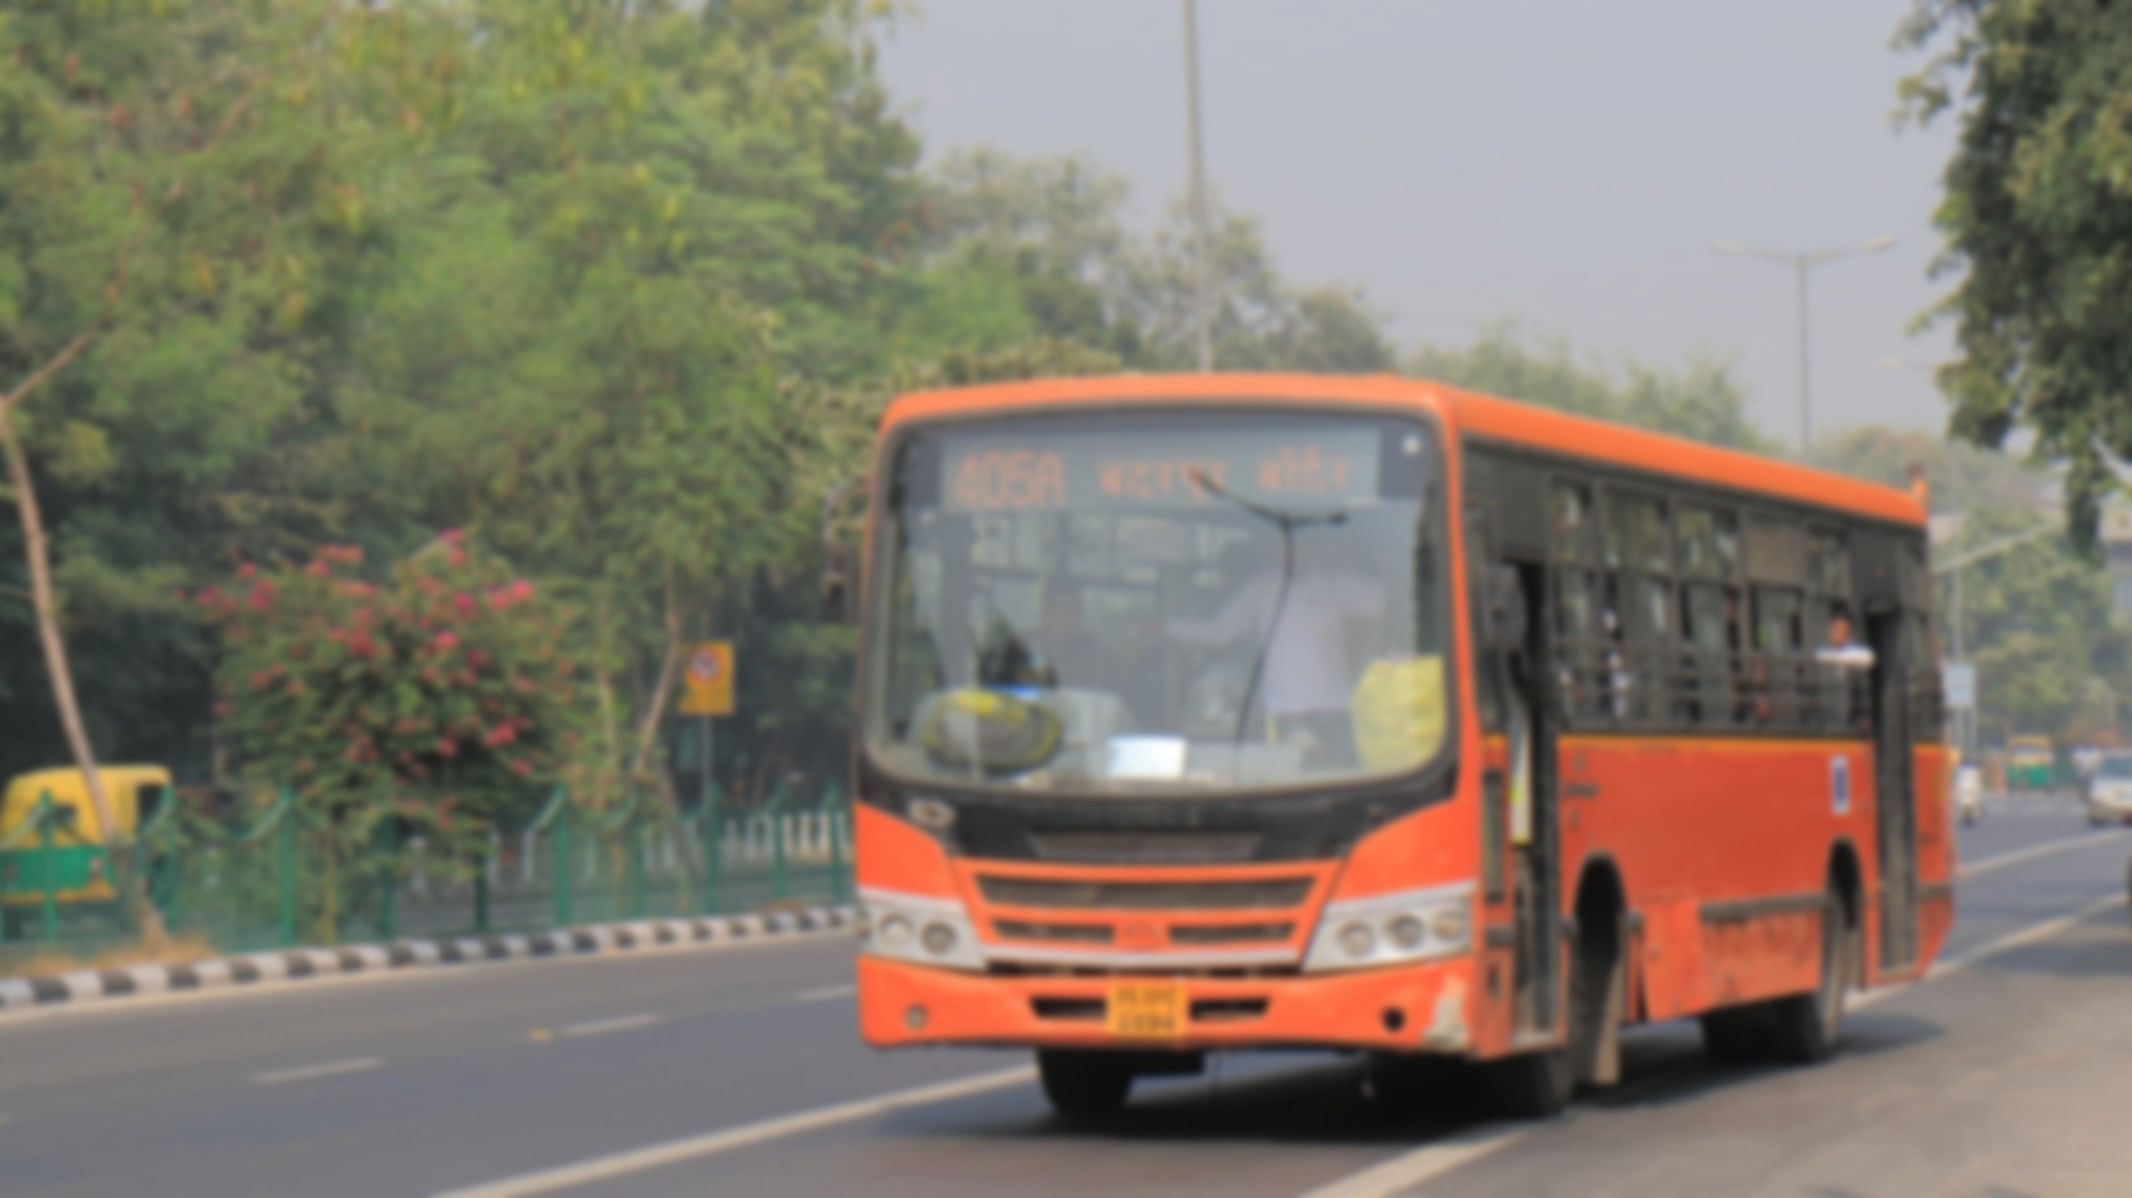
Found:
<box><xmin>1188</xmin><ymin>469</ymin><xmax>1349</xmax><ymax>773</ymax></box>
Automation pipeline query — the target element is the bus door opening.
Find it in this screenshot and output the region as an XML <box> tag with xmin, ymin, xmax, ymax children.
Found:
<box><xmin>1478</xmin><ymin>549</ymin><xmax>1559</xmax><ymax>1038</ymax></box>
<box><xmin>1866</xmin><ymin>603</ymin><xmax>1918</xmax><ymax>972</ymax></box>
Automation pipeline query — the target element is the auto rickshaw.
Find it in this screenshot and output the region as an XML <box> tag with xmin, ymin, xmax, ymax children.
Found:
<box><xmin>2005</xmin><ymin>735</ymin><xmax>2055</xmax><ymax>793</ymax></box>
<box><xmin>0</xmin><ymin>764</ymin><xmax>171</xmax><ymax>938</ymax></box>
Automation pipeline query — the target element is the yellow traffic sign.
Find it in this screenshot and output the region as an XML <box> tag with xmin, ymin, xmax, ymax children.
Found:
<box><xmin>678</xmin><ymin>641</ymin><xmax>734</xmax><ymax>717</ymax></box>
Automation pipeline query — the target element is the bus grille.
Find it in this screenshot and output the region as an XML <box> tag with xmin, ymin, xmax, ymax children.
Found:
<box><xmin>975</xmin><ymin>876</ymin><xmax>1313</xmax><ymax>911</ymax></box>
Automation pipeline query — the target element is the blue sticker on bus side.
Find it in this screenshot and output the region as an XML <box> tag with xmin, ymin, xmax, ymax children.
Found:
<box><xmin>1831</xmin><ymin>754</ymin><xmax>1851</xmax><ymax>816</ymax></box>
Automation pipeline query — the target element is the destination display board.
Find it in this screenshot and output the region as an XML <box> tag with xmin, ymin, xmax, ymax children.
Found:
<box><xmin>937</xmin><ymin>426</ymin><xmax>1386</xmax><ymax>513</ymax></box>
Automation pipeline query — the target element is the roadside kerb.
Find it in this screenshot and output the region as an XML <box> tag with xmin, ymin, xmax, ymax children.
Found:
<box><xmin>0</xmin><ymin>904</ymin><xmax>858</xmax><ymax>1013</ymax></box>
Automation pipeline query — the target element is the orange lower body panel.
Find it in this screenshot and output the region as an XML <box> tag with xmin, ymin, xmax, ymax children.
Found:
<box><xmin>858</xmin><ymin>954</ymin><xmax>1479</xmax><ymax>1055</ymax></box>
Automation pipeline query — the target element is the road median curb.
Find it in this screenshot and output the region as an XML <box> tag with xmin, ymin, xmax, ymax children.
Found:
<box><xmin>0</xmin><ymin>904</ymin><xmax>859</xmax><ymax>1013</ymax></box>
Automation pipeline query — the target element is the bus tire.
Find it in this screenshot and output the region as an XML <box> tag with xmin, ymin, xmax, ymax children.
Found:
<box><xmin>1036</xmin><ymin>1049</ymin><xmax>1134</xmax><ymax>1119</ymax></box>
<box><xmin>1698</xmin><ymin>1008</ymin><xmax>1769</xmax><ymax>1064</ymax></box>
<box><xmin>1480</xmin><ymin>1044</ymin><xmax>1573</xmax><ymax>1118</ymax></box>
<box><xmin>1766</xmin><ymin>891</ymin><xmax>1850</xmax><ymax>1064</ymax></box>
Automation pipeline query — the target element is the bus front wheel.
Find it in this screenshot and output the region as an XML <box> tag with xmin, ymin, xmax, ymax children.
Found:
<box><xmin>1036</xmin><ymin>1049</ymin><xmax>1134</xmax><ymax>1119</ymax></box>
<box><xmin>1479</xmin><ymin>1044</ymin><xmax>1573</xmax><ymax>1118</ymax></box>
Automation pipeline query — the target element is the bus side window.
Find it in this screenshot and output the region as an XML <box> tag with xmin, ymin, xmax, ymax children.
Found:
<box><xmin>1752</xmin><ymin>584</ymin><xmax>1805</xmax><ymax>731</ymax></box>
<box><xmin>1549</xmin><ymin>478</ymin><xmax>1605</xmax><ymax>726</ymax></box>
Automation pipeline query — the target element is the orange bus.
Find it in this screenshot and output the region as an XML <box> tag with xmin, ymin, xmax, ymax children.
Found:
<box><xmin>852</xmin><ymin>373</ymin><xmax>1951</xmax><ymax>1117</ymax></box>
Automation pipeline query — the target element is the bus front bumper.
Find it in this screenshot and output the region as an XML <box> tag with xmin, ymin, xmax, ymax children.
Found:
<box><xmin>856</xmin><ymin>953</ymin><xmax>1480</xmax><ymax>1055</ymax></box>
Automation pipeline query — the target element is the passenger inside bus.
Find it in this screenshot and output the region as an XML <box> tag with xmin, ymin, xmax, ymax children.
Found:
<box><xmin>1025</xmin><ymin>577</ymin><xmax>1159</xmax><ymax>723</ymax></box>
<box><xmin>1167</xmin><ymin>528</ymin><xmax>1390</xmax><ymax>768</ymax></box>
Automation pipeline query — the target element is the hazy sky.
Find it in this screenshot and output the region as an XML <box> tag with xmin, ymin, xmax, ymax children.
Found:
<box><xmin>876</xmin><ymin>0</ymin><xmax>1961</xmax><ymax>447</ymax></box>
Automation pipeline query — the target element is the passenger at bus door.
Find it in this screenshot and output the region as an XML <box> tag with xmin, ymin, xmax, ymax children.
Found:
<box><xmin>1818</xmin><ymin>609</ymin><xmax>1875</xmax><ymax>729</ymax></box>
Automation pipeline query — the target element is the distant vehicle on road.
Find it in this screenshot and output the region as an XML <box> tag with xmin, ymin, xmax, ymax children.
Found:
<box><xmin>2086</xmin><ymin>751</ymin><xmax>2132</xmax><ymax>827</ymax></box>
<box><xmin>1954</xmin><ymin>764</ymin><xmax>1983</xmax><ymax>826</ymax></box>
<box><xmin>2005</xmin><ymin>736</ymin><xmax>2055</xmax><ymax>793</ymax></box>
<box><xmin>850</xmin><ymin>373</ymin><xmax>1951</xmax><ymax>1121</ymax></box>
<box><xmin>0</xmin><ymin>764</ymin><xmax>171</xmax><ymax>939</ymax></box>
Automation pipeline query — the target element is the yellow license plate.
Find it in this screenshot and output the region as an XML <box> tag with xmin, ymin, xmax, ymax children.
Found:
<box><xmin>1105</xmin><ymin>981</ymin><xmax>1186</xmax><ymax>1038</ymax></box>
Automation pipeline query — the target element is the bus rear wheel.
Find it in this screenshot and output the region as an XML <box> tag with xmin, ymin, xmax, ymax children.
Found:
<box><xmin>1036</xmin><ymin>1049</ymin><xmax>1135</xmax><ymax>1119</ymax></box>
<box><xmin>1766</xmin><ymin>891</ymin><xmax>1851</xmax><ymax>1064</ymax></box>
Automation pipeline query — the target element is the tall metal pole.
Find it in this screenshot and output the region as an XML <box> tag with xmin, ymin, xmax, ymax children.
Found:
<box><xmin>1793</xmin><ymin>256</ymin><xmax>1811</xmax><ymax>453</ymax></box>
<box><xmin>1950</xmin><ymin>566</ymin><xmax>1969</xmax><ymax>760</ymax></box>
<box><xmin>1183</xmin><ymin>0</ymin><xmax>1213</xmax><ymax>372</ymax></box>
<box><xmin>1712</xmin><ymin>236</ymin><xmax>1894</xmax><ymax>456</ymax></box>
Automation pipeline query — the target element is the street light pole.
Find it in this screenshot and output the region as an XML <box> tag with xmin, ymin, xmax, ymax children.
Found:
<box><xmin>1792</xmin><ymin>258</ymin><xmax>1810</xmax><ymax>455</ymax></box>
<box><xmin>1183</xmin><ymin>0</ymin><xmax>1213</xmax><ymax>372</ymax></box>
<box><xmin>1714</xmin><ymin>236</ymin><xmax>1895</xmax><ymax>454</ymax></box>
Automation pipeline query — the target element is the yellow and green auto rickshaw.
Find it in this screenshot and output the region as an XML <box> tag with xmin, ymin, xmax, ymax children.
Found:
<box><xmin>0</xmin><ymin>765</ymin><xmax>171</xmax><ymax>936</ymax></box>
<box><xmin>2005</xmin><ymin>736</ymin><xmax>2056</xmax><ymax>793</ymax></box>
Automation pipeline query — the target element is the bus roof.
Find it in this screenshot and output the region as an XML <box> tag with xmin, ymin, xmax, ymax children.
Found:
<box><xmin>881</xmin><ymin>373</ymin><xmax>1927</xmax><ymax>528</ymax></box>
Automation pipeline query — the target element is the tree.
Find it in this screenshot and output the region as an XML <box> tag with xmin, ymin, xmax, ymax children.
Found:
<box><xmin>1121</xmin><ymin>198</ymin><xmax>1396</xmax><ymax>373</ymax></box>
<box><xmin>334</xmin><ymin>0</ymin><xmax>922</xmax><ymax>804</ymax></box>
<box><xmin>914</xmin><ymin>151</ymin><xmax>1397</xmax><ymax>374</ymax></box>
<box><xmin>200</xmin><ymin>536</ymin><xmax>580</xmax><ymax>938</ymax></box>
<box><xmin>1405</xmin><ymin>321</ymin><xmax>1771</xmax><ymax>452</ymax></box>
<box><xmin>1944</xmin><ymin>504</ymin><xmax>2132</xmax><ymax>745</ymax></box>
<box><xmin>0</xmin><ymin>0</ymin><xmax>401</xmax><ymax>919</ymax></box>
<box><xmin>1807</xmin><ymin>425</ymin><xmax>2047</xmax><ymax>516</ymax></box>
<box><xmin>1898</xmin><ymin>1</ymin><xmax>2132</xmax><ymax>545</ymax></box>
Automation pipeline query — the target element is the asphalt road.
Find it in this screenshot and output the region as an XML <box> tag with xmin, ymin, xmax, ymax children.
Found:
<box><xmin>2</xmin><ymin>792</ymin><xmax>2126</xmax><ymax>1198</ymax></box>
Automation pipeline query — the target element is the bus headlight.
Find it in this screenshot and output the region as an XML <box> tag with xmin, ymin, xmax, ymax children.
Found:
<box><xmin>860</xmin><ymin>887</ymin><xmax>985</xmax><ymax>972</ymax></box>
<box><xmin>1304</xmin><ymin>884</ymin><xmax>1475</xmax><ymax>973</ymax></box>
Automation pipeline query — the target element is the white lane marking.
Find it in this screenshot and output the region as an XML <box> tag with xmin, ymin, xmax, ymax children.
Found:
<box><xmin>1851</xmin><ymin>890</ymin><xmax>2128</xmax><ymax>1011</ymax></box>
<box><xmin>252</xmin><ymin>1056</ymin><xmax>383</xmax><ymax>1086</ymax></box>
<box><xmin>555</xmin><ymin>1013</ymin><xmax>663</xmax><ymax>1039</ymax></box>
<box><xmin>1318</xmin><ymin>888</ymin><xmax>2130</xmax><ymax>1197</ymax></box>
<box><xmin>431</xmin><ymin>1067</ymin><xmax>1036</xmax><ymax>1198</ymax></box>
<box><xmin>794</xmin><ymin>983</ymin><xmax>858</xmax><ymax>1003</ymax></box>
<box><xmin>1958</xmin><ymin>829</ymin><xmax>2129</xmax><ymax>880</ymax></box>
<box><xmin>1297</xmin><ymin>1123</ymin><xmax>1533</xmax><ymax>1198</ymax></box>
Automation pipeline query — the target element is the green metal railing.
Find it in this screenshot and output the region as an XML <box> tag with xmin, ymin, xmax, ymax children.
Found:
<box><xmin>0</xmin><ymin>780</ymin><xmax>854</xmax><ymax>964</ymax></box>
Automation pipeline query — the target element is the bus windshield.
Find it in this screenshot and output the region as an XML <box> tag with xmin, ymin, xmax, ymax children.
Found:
<box><xmin>864</xmin><ymin>407</ymin><xmax>1449</xmax><ymax>794</ymax></box>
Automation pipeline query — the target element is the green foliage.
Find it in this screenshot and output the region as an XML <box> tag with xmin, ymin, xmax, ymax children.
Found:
<box><xmin>1405</xmin><ymin>321</ymin><xmax>1770</xmax><ymax>452</ymax></box>
<box><xmin>1899</xmin><ymin>1</ymin><xmax>2132</xmax><ymax>544</ymax></box>
<box><xmin>0</xmin><ymin>4</ymin><xmax>1794</xmax><ymax>826</ymax></box>
<box><xmin>1941</xmin><ymin>505</ymin><xmax>2132</xmax><ymax>745</ymax></box>
<box><xmin>1807</xmin><ymin>425</ymin><xmax>2047</xmax><ymax>515</ymax></box>
<box><xmin>200</xmin><ymin>535</ymin><xmax>579</xmax><ymax>842</ymax></box>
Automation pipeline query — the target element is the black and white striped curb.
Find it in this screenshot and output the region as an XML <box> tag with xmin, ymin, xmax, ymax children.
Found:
<box><xmin>0</xmin><ymin>904</ymin><xmax>859</xmax><ymax>1012</ymax></box>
